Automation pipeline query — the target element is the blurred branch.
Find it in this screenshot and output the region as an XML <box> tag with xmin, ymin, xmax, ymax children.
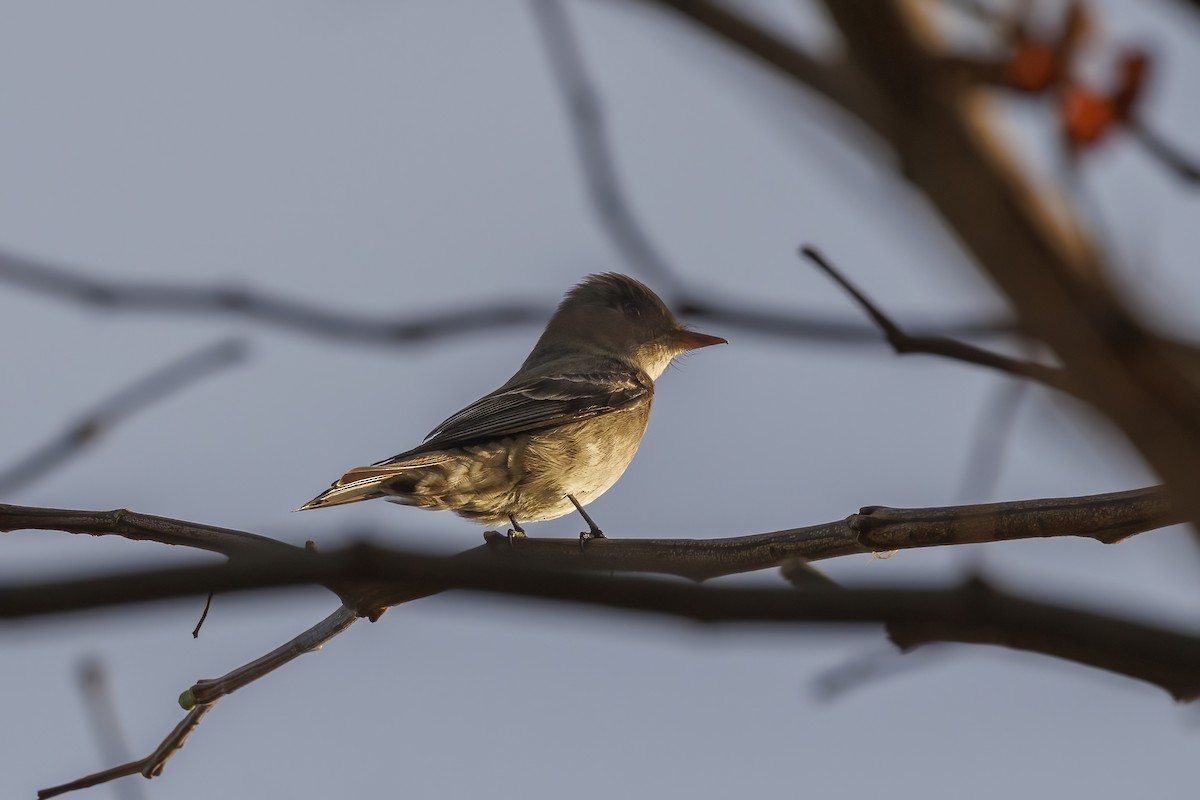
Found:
<box><xmin>11</xmin><ymin>486</ymin><xmax>1183</xmax><ymax>797</ymax></box>
<box><xmin>956</xmin><ymin>379</ymin><xmax>1028</xmax><ymax>501</ymax></box>
<box><xmin>0</xmin><ymin>245</ymin><xmax>1012</xmax><ymax>346</ymax></box>
<box><xmin>531</xmin><ymin>0</ymin><xmax>684</xmax><ymax>292</ymax></box>
<box><xmin>820</xmin><ymin>2</ymin><xmax>1200</xmax><ymax>521</ymax></box>
<box><xmin>639</xmin><ymin>0</ymin><xmax>1200</xmax><ymax>521</ymax></box>
<box><xmin>531</xmin><ymin>1</ymin><xmax>1016</xmax><ymax>343</ymax></box>
<box><xmin>0</xmin><ymin>247</ymin><xmax>551</xmax><ymax>345</ymax></box>
<box><xmin>0</xmin><ymin>338</ymin><xmax>247</xmax><ymax>497</ymax></box>
<box><xmin>10</xmin><ymin>546</ymin><xmax>1200</xmax><ymax>703</ymax></box>
<box><xmin>76</xmin><ymin>658</ymin><xmax>145</xmax><ymax>800</ymax></box>
<box><xmin>628</xmin><ymin>0</ymin><xmax>892</xmax><ymax>138</ymax></box>
<box><xmin>1131</xmin><ymin>121</ymin><xmax>1200</xmax><ymax>184</ymax></box>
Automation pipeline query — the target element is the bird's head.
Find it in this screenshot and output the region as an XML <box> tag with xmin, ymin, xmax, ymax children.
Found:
<box><xmin>537</xmin><ymin>273</ymin><xmax>726</xmax><ymax>379</ymax></box>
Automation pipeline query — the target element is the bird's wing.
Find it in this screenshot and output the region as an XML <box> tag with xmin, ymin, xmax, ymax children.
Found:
<box><xmin>375</xmin><ymin>369</ymin><xmax>652</xmax><ymax>463</ymax></box>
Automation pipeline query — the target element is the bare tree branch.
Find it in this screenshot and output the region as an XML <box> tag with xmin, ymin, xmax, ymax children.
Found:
<box><xmin>638</xmin><ymin>0</ymin><xmax>1200</xmax><ymax>521</ymax></box>
<box><xmin>0</xmin><ymin>338</ymin><xmax>247</xmax><ymax>497</ymax></box>
<box><xmin>0</xmin><ymin>247</ymin><xmax>551</xmax><ymax>345</ymax></box>
<box><xmin>38</xmin><ymin>704</ymin><xmax>214</xmax><ymax>799</ymax></box>
<box><xmin>0</xmin><ymin>486</ymin><xmax>1176</xmax><ymax>595</ymax></box>
<box><xmin>10</xmin><ymin>484</ymin><xmax>1181</xmax><ymax>797</ymax></box>
<box><xmin>800</xmin><ymin>245</ymin><xmax>1072</xmax><ymax>392</ymax></box>
<box><xmin>8</xmin><ymin>546</ymin><xmax>1200</xmax><ymax>703</ymax></box>
<box><xmin>182</xmin><ymin>605</ymin><xmax>359</xmax><ymax>707</ymax></box>
<box><xmin>818</xmin><ymin>1</ymin><xmax>1200</xmax><ymax>521</ymax></box>
<box><xmin>0</xmin><ymin>245</ymin><xmax>1012</xmax><ymax>347</ymax></box>
<box><xmin>531</xmin><ymin>0</ymin><xmax>685</xmax><ymax>292</ymax></box>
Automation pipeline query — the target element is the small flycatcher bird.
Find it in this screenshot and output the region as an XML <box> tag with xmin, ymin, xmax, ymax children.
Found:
<box><xmin>297</xmin><ymin>273</ymin><xmax>726</xmax><ymax>541</ymax></box>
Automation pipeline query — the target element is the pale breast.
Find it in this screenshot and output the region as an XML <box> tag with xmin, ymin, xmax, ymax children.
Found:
<box><xmin>510</xmin><ymin>401</ymin><xmax>653</xmax><ymax>522</ymax></box>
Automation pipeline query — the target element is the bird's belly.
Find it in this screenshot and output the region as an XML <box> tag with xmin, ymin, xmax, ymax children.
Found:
<box><xmin>511</xmin><ymin>406</ymin><xmax>651</xmax><ymax>522</ymax></box>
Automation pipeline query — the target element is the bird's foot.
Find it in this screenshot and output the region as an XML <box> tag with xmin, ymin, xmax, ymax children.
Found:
<box><xmin>507</xmin><ymin>528</ymin><xmax>528</xmax><ymax>547</ymax></box>
<box><xmin>578</xmin><ymin>528</ymin><xmax>605</xmax><ymax>552</ymax></box>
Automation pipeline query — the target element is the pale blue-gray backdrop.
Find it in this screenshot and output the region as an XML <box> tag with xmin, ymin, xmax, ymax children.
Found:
<box><xmin>2</xmin><ymin>1</ymin><xmax>1199</xmax><ymax>798</ymax></box>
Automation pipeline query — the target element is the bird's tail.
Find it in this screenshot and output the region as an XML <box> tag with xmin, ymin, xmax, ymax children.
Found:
<box><xmin>295</xmin><ymin>456</ymin><xmax>450</xmax><ymax>511</ymax></box>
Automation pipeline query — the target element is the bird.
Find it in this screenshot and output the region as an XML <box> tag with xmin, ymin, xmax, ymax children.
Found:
<box><xmin>297</xmin><ymin>273</ymin><xmax>726</xmax><ymax>542</ymax></box>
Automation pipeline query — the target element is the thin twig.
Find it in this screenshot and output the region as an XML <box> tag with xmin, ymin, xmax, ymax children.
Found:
<box><xmin>0</xmin><ymin>338</ymin><xmax>248</xmax><ymax>496</ymax></box>
<box><xmin>191</xmin><ymin>593</ymin><xmax>214</xmax><ymax>638</ymax></box>
<box><xmin>38</xmin><ymin>704</ymin><xmax>214</xmax><ymax>799</ymax></box>
<box><xmin>183</xmin><ymin>605</ymin><xmax>359</xmax><ymax>707</ymax></box>
<box><xmin>800</xmin><ymin>245</ymin><xmax>1074</xmax><ymax>393</ymax></box>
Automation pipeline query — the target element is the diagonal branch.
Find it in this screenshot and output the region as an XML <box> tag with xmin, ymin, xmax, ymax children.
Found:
<box><xmin>639</xmin><ymin>0</ymin><xmax>1200</xmax><ymax>521</ymax></box>
<box><xmin>531</xmin><ymin>0</ymin><xmax>684</xmax><ymax>292</ymax></box>
<box><xmin>0</xmin><ymin>338</ymin><xmax>248</xmax><ymax>496</ymax></box>
<box><xmin>38</xmin><ymin>704</ymin><xmax>214</xmax><ymax>799</ymax></box>
<box><xmin>800</xmin><ymin>245</ymin><xmax>1073</xmax><ymax>393</ymax></box>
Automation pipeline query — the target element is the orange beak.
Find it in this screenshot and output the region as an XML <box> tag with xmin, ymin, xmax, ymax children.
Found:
<box><xmin>672</xmin><ymin>329</ymin><xmax>728</xmax><ymax>350</ymax></box>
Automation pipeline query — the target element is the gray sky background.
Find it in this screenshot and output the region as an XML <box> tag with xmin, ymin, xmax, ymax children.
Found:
<box><xmin>2</xmin><ymin>1</ymin><xmax>1199</xmax><ymax>797</ymax></box>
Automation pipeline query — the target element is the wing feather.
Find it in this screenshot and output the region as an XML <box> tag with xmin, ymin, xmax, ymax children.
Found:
<box><xmin>374</xmin><ymin>368</ymin><xmax>651</xmax><ymax>465</ymax></box>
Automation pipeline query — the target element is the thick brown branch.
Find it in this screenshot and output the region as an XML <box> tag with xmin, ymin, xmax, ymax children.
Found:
<box><xmin>1</xmin><ymin>486</ymin><xmax>1178</xmax><ymax>599</ymax></box>
<box><xmin>6</xmin><ymin>547</ymin><xmax>1200</xmax><ymax>704</ymax></box>
<box><xmin>2</xmin><ymin>486</ymin><xmax>1178</xmax><ymax>603</ymax></box>
<box><xmin>18</xmin><ymin>487</ymin><xmax>1184</xmax><ymax>797</ymax></box>
<box><xmin>817</xmin><ymin>2</ymin><xmax>1200</xmax><ymax>519</ymax></box>
<box><xmin>639</xmin><ymin>0</ymin><xmax>1200</xmax><ymax>522</ymax></box>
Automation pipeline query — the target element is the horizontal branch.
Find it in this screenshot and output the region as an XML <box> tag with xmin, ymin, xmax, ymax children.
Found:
<box><xmin>0</xmin><ymin>247</ymin><xmax>1011</xmax><ymax>348</ymax></box>
<box><xmin>15</xmin><ymin>485</ymin><xmax>1183</xmax><ymax>797</ymax></box>
<box><xmin>4</xmin><ymin>544</ymin><xmax>1200</xmax><ymax>702</ymax></box>
<box><xmin>1</xmin><ymin>485</ymin><xmax>1177</xmax><ymax>601</ymax></box>
<box><xmin>0</xmin><ymin>504</ymin><xmax>298</xmax><ymax>560</ymax></box>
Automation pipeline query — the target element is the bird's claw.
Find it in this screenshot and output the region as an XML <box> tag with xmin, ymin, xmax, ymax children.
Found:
<box><xmin>507</xmin><ymin>528</ymin><xmax>528</xmax><ymax>547</ymax></box>
<box><xmin>578</xmin><ymin>529</ymin><xmax>606</xmax><ymax>552</ymax></box>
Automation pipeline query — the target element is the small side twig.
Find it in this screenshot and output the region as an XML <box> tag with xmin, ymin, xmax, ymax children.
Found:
<box><xmin>182</xmin><ymin>605</ymin><xmax>360</xmax><ymax>707</ymax></box>
<box><xmin>38</xmin><ymin>704</ymin><xmax>214</xmax><ymax>799</ymax></box>
<box><xmin>800</xmin><ymin>245</ymin><xmax>1074</xmax><ymax>393</ymax></box>
<box><xmin>0</xmin><ymin>338</ymin><xmax>248</xmax><ymax>496</ymax></box>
